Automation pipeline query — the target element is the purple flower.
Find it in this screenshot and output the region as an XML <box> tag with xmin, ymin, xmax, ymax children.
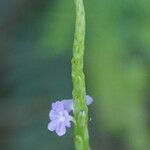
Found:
<box><xmin>86</xmin><ymin>95</ymin><xmax>93</xmax><ymax>105</ymax></box>
<box><xmin>48</xmin><ymin>95</ymin><xmax>93</xmax><ymax>136</ymax></box>
<box><xmin>48</xmin><ymin>101</ymin><xmax>72</xmax><ymax>136</ymax></box>
<box><xmin>62</xmin><ymin>95</ymin><xmax>93</xmax><ymax>112</ymax></box>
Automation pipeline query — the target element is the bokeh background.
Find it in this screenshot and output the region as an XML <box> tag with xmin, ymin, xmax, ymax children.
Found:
<box><xmin>0</xmin><ymin>0</ymin><xmax>150</xmax><ymax>150</ymax></box>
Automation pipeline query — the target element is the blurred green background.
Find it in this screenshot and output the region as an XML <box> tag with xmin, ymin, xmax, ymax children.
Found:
<box><xmin>0</xmin><ymin>0</ymin><xmax>150</xmax><ymax>150</ymax></box>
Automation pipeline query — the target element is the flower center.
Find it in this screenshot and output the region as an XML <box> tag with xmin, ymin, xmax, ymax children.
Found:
<box><xmin>59</xmin><ymin>112</ymin><xmax>65</xmax><ymax>122</ymax></box>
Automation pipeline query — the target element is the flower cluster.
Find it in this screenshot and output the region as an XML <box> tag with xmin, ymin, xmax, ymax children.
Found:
<box><xmin>48</xmin><ymin>95</ymin><xmax>93</xmax><ymax>136</ymax></box>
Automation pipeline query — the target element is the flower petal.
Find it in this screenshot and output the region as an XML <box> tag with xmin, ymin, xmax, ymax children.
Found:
<box><xmin>49</xmin><ymin>110</ymin><xmax>59</xmax><ymax>120</ymax></box>
<box><xmin>52</xmin><ymin>101</ymin><xmax>64</xmax><ymax>111</ymax></box>
<box><xmin>48</xmin><ymin>121</ymin><xmax>57</xmax><ymax>131</ymax></box>
<box><xmin>86</xmin><ymin>95</ymin><xmax>93</xmax><ymax>105</ymax></box>
<box><xmin>56</xmin><ymin>123</ymin><xmax>66</xmax><ymax>136</ymax></box>
<box><xmin>62</xmin><ymin>95</ymin><xmax>93</xmax><ymax>112</ymax></box>
<box><xmin>64</xmin><ymin>120</ymin><xmax>71</xmax><ymax>127</ymax></box>
<box><xmin>62</xmin><ymin>99</ymin><xmax>73</xmax><ymax>112</ymax></box>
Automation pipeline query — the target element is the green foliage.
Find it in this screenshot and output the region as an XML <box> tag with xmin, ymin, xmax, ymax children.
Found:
<box><xmin>86</xmin><ymin>0</ymin><xmax>150</xmax><ymax>149</ymax></box>
<box><xmin>38</xmin><ymin>0</ymin><xmax>74</xmax><ymax>59</ymax></box>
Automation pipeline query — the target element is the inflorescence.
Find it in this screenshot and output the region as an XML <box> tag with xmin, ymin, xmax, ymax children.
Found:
<box><xmin>48</xmin><ymin>95</ymin><xmax>93</xmax><ymax>136</ymax></box>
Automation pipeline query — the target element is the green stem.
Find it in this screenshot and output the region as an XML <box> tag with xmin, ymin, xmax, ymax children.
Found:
<box><xmin>72</xmin><ymin>0</ymin><xmax>90</xmax><ymax>150</ymax></box>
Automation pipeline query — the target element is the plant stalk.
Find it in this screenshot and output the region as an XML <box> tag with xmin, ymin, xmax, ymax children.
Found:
<box><xmin>72</xmin><ymin>0</ymin><xmax>90</xmax><ymax>149</ymax></box>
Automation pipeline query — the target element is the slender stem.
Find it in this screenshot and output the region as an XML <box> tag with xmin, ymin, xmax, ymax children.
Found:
<box><xmin>72</xmin><ymin>0</ymin><xmax>90</xmax><ymax>150</ymax></box>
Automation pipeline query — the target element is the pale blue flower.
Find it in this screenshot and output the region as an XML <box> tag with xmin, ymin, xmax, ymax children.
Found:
<box><xmin>48</xmin><ymin>101</ymin><xmax>72</xmax><ymax>136</ymax></box>
<box><xmin>62</xmin><ymin>95</ymin><xmax>93</xmax><ymax>112</ymax></box>
<box><xmin>48</xmin><ymin>95</ymin><xmax>93</xmax><ymax>136</ymax></box>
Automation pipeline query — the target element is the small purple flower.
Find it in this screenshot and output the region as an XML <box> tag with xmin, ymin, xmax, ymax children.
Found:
<box><xmin>62</xmin><ymin>95</ymin><xmax>93</xmax><ymax>112</ymax></box>
<box><xmin>48</xmin><ymin>101</ymin><xmax>72</xmax><ymax>136</ymax></box>
<box><xmin>48</xmin><ymin>95</ymin><xmax>93</xmax><ymax>136</ymax></box>
<box><xmin>86</xmin><ymin>95</ymin><xmax>93</xmax><ymax>105</ymax></box>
